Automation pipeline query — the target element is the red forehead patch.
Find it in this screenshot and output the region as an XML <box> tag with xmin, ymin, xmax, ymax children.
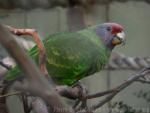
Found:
<box><xmin>111</xmin><ymin>23</ymin><xmax>123</xmax><ymax>34</ymax></box>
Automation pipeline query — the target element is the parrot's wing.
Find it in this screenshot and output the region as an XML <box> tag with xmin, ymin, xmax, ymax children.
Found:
<box><xmin>41</xmin><ymin>32</ymin><xmax>108</xmax><ymax>85</ymax></box>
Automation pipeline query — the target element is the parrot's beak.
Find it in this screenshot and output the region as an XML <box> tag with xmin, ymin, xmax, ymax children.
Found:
<box><xmin>112</xmin><ymin>31</ymin><xmax>125</xmax><ymax>46</ymax></box>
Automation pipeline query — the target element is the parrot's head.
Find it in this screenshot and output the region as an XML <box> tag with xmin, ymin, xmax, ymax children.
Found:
<box><xmin>96</xmin><ymin>22</ymin><xmax>125</xmax><ymax>50</ymax></box>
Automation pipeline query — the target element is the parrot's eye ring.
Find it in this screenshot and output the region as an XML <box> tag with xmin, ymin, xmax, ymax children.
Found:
<box><xmin>106</xmin><ymin>27</ymin><xmax>111</xmax><ymax>31</ymax></box>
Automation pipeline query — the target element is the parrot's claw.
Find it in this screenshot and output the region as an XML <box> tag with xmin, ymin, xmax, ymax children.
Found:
<box><xmin>72</xmin><ymin>82</ymin><xmax>88</xmax><ymax>100</ymax></box>
<box><xmin>72</xmin><ymin>82</ymin><xmax>88</xmax><ymax>109</ymax></box>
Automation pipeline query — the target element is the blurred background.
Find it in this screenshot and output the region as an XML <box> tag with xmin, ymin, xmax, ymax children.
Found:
<box><xmin>0</xmin><ymin>0</ymin><xmax>150</xmax><ymax>113</ymax></box>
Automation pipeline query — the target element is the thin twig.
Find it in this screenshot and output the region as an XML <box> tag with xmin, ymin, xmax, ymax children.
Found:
<box><xmin>73</xmin><ymin>100</ymin><xmax>80</xmax><ymax>109</ymax></box>
<box><xmin>0</xmin><ymin>91</ymin><xmax>22</xmax><ymax>98</ymax></box>
<box><xmin>136</xmin><ymin>79</ymin><xmax>150</xmax><ymax>84</ymax></box>
<box><xmin>86</xmin><ymin>89</ymin><xmax>117</xmax><ymax>99</ymax></box>
<box><xmin>0</xmin><ymin>61</ymin><xmax>11</xmax><ymax>70</ymax></box>
<box><xmin>22</xmin><ymin>93</ymin><xmax>31</xmax><ymax>113</ymax></box>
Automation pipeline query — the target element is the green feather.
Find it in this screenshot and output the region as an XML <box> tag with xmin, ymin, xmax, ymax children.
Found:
<box><xmin>4</xmin><ymin>26</ymin><xmax>110</xmax><ymax>85</ymax></box>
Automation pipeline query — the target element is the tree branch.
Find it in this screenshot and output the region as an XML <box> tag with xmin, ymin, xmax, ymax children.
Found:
<box><xmin>0</xmin><ymin>61</ymin><xmax>11</xmax><ymax>70</ymax></box>
<box><xmin>86</xmin><ymin>89</ymin><xmax>117</xmax><ymax>99</ymax></box>
<box><xmin>76</xmin><ymin>66</ymin><xmax>150</xmax><ymax>113</ymax></box>
<box><xmin>136</xmin><ymin>79</ymin><xmax>150</xmax><ymax>84</ymax></box>
<box><xmin>0</xmin><ymin>23</ymin><xmax>74</xmax><ymax>113</ymax></box>
<box><xmin>92</xmin><ymin>66</ymin><xmax>150</xmax><ymax>111</ymax></box>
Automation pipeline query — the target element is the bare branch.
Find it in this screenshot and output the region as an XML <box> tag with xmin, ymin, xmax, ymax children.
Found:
<box><xmin>136</xmin><ymin>79</ymin><xmax>150</xmax><ymax>84</ymax></box>
<box><xmin>0</xmin><ymin>91</ymin><xmax>21</xmax><ymax>98</ymax></box>
<box><xmin>86</xmin><ymin>89</ymin><xmax>117</xmax><ymax>99</ymax></box>
<box><xmin>90</xmin><ymin>66</ymin><xmax>150</xmax><ymax>111</ymax></box>
<box><xmin>86</xmin><ymin>66</ymin><xmax>150</xmax><ymax>100</ymax></box>
<box><xmin>0</xmin><ymin>61</ymin><xmax>11</xmax><ymax>70</ymax></box>
<box><xmin>76</xmin><ymin>66</ymin><xmax>150</xmax><ymax>113</ymax></box>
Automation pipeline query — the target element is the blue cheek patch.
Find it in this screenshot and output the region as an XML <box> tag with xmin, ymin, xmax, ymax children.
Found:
<box><xmin>96</xmin><ymin>27</ymin><xmax>114</xmax><ymax>45</ymax></box>
<box><xmin>96</xmin><ymin>27</ymin><xmax>107</xmax><ymax>40</ymax></box>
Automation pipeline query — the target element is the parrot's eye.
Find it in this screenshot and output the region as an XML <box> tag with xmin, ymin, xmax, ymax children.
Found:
<box><xmin>106</xmin><ymin>27</ymin><xmax>111</xmax><ymax>31</ymax></box>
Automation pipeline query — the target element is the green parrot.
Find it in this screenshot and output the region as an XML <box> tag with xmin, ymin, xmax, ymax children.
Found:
<box><xmin>4</xmin><ymin>23</ymin><xmax>125</xmax><ymax>86</ymax></box>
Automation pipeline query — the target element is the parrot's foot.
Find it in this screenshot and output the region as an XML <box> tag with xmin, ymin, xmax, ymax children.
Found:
<box><xmin>72</xmin><ymin>82</ymin><xmax>88</xmax><ymax>109</ymax></box>
<box><xmin>72</xmin><ymin>82</ymin><xmax>88</xmax><ymax>100</ymax></box>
